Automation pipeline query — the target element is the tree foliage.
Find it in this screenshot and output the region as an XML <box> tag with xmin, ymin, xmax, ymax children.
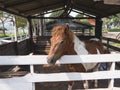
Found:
<box><xmin>102</xmin><ymin>13</ymin><xmax>120</xmax><ymax>31</ymax></box>
<box><xmin>15</xmin><ymin>16</ymin><xmax>27</xmax><ymax>30</ymax></box>
<box><xmin>0</xmin><ymin>11</ymin><xmax>11</xmax><ymax>36</ymax></box>
<box><xmin>49</xmin><ymin>10</ymin><xmax>64</xmax><ymax>17</ymax></box>
<box><xmin>75</xmin><ymin>14</ymin><xmax>89</xmax><ymax>23</ymax></box>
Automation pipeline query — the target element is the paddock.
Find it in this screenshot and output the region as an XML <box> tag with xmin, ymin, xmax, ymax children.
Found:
<box><xmin>0</xmin><ymin>0</ymin><xmax>120</xmax><ymax>90</ymax></box>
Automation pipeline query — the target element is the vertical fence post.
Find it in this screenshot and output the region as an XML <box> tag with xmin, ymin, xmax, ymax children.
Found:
<box><xmin>29</xmin><ymin>53</ymin><xmax>35</xmax><ymax>90</ymax></box>
<box><xmin>106</xmin><ymin>38</ymin><xmax>110</xmax><ymax>53</ymax></box>
<box><xmin>11</xmin><ymin>36</ymin><xmax>14</xmax><ymax>41</ymax></box>
<box><xmin>20</xmin><ymin>35</ymin><xmax>22</xmax><ymax>41</ymax></box>
<box><xmin>108</xmin><ymin>52</ymin><xmax>116</xmax><ymax>89</ymax></box>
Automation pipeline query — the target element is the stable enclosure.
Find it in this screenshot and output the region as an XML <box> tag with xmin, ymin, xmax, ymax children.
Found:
<box><xmin>0</xmin><ymin>0</ymin><xmax>120</xmax><ymax>90</ymax></box>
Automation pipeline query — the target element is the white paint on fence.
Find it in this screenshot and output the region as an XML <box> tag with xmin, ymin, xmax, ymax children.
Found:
<box><xmin>0</xmin><ymin>82</ymin><xmax>32</xmax><ymax>90</ymax></box>
<box><xmin>1</xmin><ymin>71</ymin><xmax>119</xmax><ymax>83</ymax></box>
<box><xmin>0</xmin><ymin>54</ymin><xmax>120</xmax><ymax>65</ymax></box>
<box><xmin>0</xmin><ymin>54</ymin><xmax>120</xmax><ymax>90</ymax></box>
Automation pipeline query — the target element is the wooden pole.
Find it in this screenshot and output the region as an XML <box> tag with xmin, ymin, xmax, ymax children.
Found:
<box><xmin>95</xmin><ymin>17</ymin><xmax>103</xmax><ymax>39</ymax></box>
<box><xmin>27</xmin><ymin>17</ymin><xmax>33</xmax><ymax>38</ymax></box>
<box><xmin>27</xmin><ymin>17</ymin><xmax>34</xmax><ymax>53</ymax></box>
<box><xmin>13</xmin><ymin>15</ymin><xmax>18</xmax><ymax>41</ymax></box>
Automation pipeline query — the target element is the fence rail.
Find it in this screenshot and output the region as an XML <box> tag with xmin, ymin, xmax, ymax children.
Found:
<box><xmin>0</xmin><ymin>34</ymin><xmax>29</xmax><ymax>44</ymax></box>
<box><xmin>116</xmin><ymin>33</ymin><xmax>120</xmax><ymax>40</ymax></box>
<box><xmin>0</xmin><ymin>54</ymin><xmax>120</xmax><ymax>90</ymax></box>
<box><xmin>102</xmin><ymin>37</ymin><xmax>120</xmax><ymax>52</ymax></box>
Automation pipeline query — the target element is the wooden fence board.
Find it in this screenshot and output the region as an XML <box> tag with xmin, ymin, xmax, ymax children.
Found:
<box><xmin>0</xmin><ymin>54</ymin><xmax>120</xmax><ymax>90</ymax></box>
<box><xmin>0</xmin><ymin>54</ymin><xmax>120</xmax><ymax>65</ymax></box>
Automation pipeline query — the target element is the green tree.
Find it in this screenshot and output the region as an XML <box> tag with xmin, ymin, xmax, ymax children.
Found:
<box><xmin>102</xmin><ymin>13</ymin><xmax>120</xmax><ymax>32</ymax></box>
<box><xmin>0</xmin><ymin>11</ymin><xmax>11</xmax><ymax>36</ymax></box>
<box><xmin>109</xmin><ymin>13</ymin><xmax>120</xmax><ymax>28</ymax></box>
<box><xmin>15</xmin><ymin>16</ymin><xmax>27</xmax><ymax>34</ymax></box>
<box><xmin>75</xmin><ymin>14</ymin><xmax>89</xmax><ymax>23</ymax></box>
<box><xmin>76</xmin><ymin>14</ymin><xmax>84</xmax><ymax>17</ymax></box>
<box><xmin>49</xmin><ymin>10</ymin><xmax>64</xmax><ymax>17</ymax></box>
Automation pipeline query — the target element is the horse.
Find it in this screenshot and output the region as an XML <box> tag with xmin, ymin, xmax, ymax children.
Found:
<box><xmin>47</xmin><ymin>25</ymin><xmax>104</xmax><ymax>90</ymax></box>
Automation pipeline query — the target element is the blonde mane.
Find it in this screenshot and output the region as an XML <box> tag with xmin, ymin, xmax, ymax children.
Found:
<box><xmin>51</xmin><ymin>25</ymin><xmax>74</xmax><ymax>47</ymax></box>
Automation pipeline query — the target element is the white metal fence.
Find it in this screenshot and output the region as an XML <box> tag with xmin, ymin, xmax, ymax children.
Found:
<box><xmin>0</xmin><ymin>54</ymin><xmax>120</xmax><ymax>90</ymax></box>
<box><xmin>0</xmin><ymin>34</ymin><xmax>29</xmax><ymax>44</ymax></box>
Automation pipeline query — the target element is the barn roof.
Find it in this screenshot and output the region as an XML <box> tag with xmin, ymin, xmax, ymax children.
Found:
<box><xmin>0</xmin><ymin>0</ymin><xmax>120</xmax><ymax>18</ymax></box>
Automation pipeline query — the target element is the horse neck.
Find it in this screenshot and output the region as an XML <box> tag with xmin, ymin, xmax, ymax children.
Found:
<box><xmin>64</xmin><ymin>36</ymin><xmax>76</xmax><ymax>55</ymax></box>
<box><xmin>65</xmin><ymin>42</ymin><xmax>76</xmax><ymax>55</ymax></box>
<box><xmin>73</xmin><ymin>35</ymin><xmax>89</xmax><ymax>55</ymax></box>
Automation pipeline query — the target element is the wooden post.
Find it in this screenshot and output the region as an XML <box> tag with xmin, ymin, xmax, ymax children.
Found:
<box><xmin>82</xmin><ymin>29</ymin><xmax>85</xmax><ymax>35</ymax></box>
<box><xmin>39</xmin><ymin>14</ymin><xmax>44</xmax><ymax>36</ymax></box>
<box><xmin>108</xmin><ymin>52</ymin><xmax>116</xmax><ymax>89</ymax></box>
<box><xmin>95</xmin><ymin>17</ymin><xmax>103</xmax><ymax>39</ymax></box>
<box><xmin>106</xmin><ymin>38</ymin><xmax>110</xmax><ymax>53</ymax></box>
<box><xmin>29</xmin><ymin>53</ymin><xmax>35</xmax><ymax>90</ymax></box>
<box><xmin>13</xmin><ymin>15</ymin><xmax>18</xmax><ymax>41</ymax></box>
<box><xmin>27</xmin><ymin>17</ymin><xmax>33</xmax><ymax>38</ymax></box>
<box><xmin>27</xmin><ymin>17</ymin><xmax>34</xmax><ymax>53</ymax></box>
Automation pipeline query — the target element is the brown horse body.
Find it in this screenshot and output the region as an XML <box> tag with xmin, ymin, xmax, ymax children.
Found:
<box><xmin>47</xmin><ymin>25</ymin><xmax>104</xmax><ymax>90</ymax></box>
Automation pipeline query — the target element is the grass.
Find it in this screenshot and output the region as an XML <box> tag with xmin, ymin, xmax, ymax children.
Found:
<box><xmin>0</xmin><ymin>33</ymin><xmax>14</xmax><ymax>38</ymax></box>
<box><xmin>0</xmin><ymin>32</ymin><xmax>28</xmax><ymax>38</ymax></box>
<box><xmin>111</xmin><ymin>43</ymin><xmax>120</xmax><ymax>47</ymax></box>
<box><xmin>108</xmin><ymin>28</ymin><xmax>120</xmax><ymax>32</ymax></box>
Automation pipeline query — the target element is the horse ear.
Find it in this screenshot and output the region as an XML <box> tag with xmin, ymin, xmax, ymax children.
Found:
<box><xmin>64</xmin><ymin>25</ymin><xmax>70</xmax><ymax>34</ymax></box>
<box><xmin>66</xmin><ymin>25</ymin><xmax>69</xmax><ymax>30</ymax></box>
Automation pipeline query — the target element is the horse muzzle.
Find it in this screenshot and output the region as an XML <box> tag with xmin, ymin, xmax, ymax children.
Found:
<box><xmin>47</xmin><ymin>57</ymin><xmax>56</xmax><ymax>65</ymax></box>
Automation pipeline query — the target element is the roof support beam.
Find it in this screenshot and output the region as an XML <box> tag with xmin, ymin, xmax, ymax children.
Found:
<box><xmin>0</xmin><ymin>7</ymin><xmax>25</xmax><ymax>17</ymax></box>
<box><xmin>27</xmin><ymin>17</ymin><xmax>33</xmax><ymax>38</ymax></box>
<box><xmin>59</xmin><ymin>0</ymin><xmax>72</xmax><ymax>17</ymax></box>
<box><xmin>72</xmin><ymin>1</ymin><xmax>106</xmax><ymax>18</ymax></box>
<box><xmin>21</xmin><ymin>2</ymin><xmax>65</xmax><ymax>16</ymax></box>
<box><xmin>44</xmin><ymin>8</ymin><xmax>64</xmax><ymax>15</ymax></box>
<box><xmin>34</xmin><ymin>8</ymin><xmax>64</xmax><ymax>17</ymax></box>
<box><xmin>95</xmin><ymin>17</ymin><xmax>103</xmax><ymax>39</ymax></box>
<box><xmin>72</xmin><ymin>9</ymin><xmax>96</xmax><ymax>18</ymax></box>
<box><xmin>30</xmin><ymin>16</ymin><xmax>95</xmax><ymax>19</ymax></box>
<box><xmin>27</xmin><ymin>17</ymin><xmax>35</xmax><ymax>53</ymax></box>
<box><xmin>5</xmin><ymin>0</ymin><xmax>33</xmax><ymax>8</ymax></box>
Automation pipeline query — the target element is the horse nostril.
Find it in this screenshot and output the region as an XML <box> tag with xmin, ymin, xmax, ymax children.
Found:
<box><xmin>47</xmin><ymin>57</ymin><xmax>51</xmax><ymax>63</ymax></box>
<box><xmin>47</xmin><ymin>57</ymin><xmax>54</xmax><ymax>65</ymax></box>
<box><xmin>60</xmin><ymin>40</ymin><xmax>64</xmax><ymax>44</ymax></box>
<box><xmin>47</xmin><ymin>56</ymin><xmax>57</xmax><ymax>65</ymax></box>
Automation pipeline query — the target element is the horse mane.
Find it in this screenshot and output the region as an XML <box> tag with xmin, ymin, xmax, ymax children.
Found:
<box><xmin>51</xmin><ymin>25</ymin><xmax>74</xmax><ymax>46</ymax></box>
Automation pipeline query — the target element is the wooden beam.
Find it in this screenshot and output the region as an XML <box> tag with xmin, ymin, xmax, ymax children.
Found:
<box><xmin>103</xmin><ymin>10</ymin><xmax>120</xmax><ymax>18</ymax></box>
<box><xmin>30</xmin><ymin>16</ymin><xmax>95</xmax><ymax>19</ymax></box>
<box><xmin>72</xmin><ymin>1</ymin><xmax>107</xmax><ymax>18</ymax></box>
<box><xmin>0</xmin><ymin>7</ymin><xmax>26</xmax><ymax>17</ymax></box>
<box><xmin>27</xmin><ymin>17</ymin><xmax>34</xmax><ymax>52</ymax></box>
<box><xmin>59</xmin><ymin>0</ymin><xmax>72</xmax><ymax>17</ymax></box>
<box><xmin>72</xmin><ymin>9</ymin><xmax>96</xmax><ymax>18</ymax></box>
<box><xmin>21</xmin><ymin>2</ymin><xmax>65</xmax><ymax>16</ymax></box>
<box><xmin>5</xmin><ymin>0</ymin><xmax>33</xmax><ymax>8</ymax></box>
<box><xmin>36</xmin><ymin>8</ymin><xmax>64</xmax><ymax>16</ymax></box>
<box><xmin>104</xmin><ymin>0</ymin><xmax>120</xmax><ymax>5</ymax></box>
<box><xmin>95</xmin><ymin>17</ymin><xmax>103</xmax><ymax>39</ymax></box>
<box><xmin>27</xmin><ymin>18</ymin><xmax>33</xmax><ymax>38</ymax></box>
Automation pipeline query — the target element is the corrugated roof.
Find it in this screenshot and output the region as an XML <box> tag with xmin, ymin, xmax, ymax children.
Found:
<box><xmin>0</xmin><ymin>0</ymin><xmax>120</xmax><ymax>18</ymax></box>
